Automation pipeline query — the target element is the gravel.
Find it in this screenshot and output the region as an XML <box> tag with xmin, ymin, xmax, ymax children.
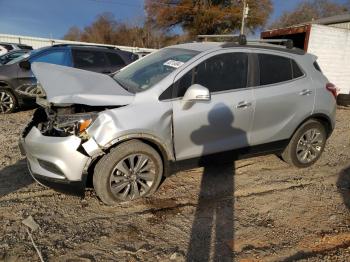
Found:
<box><xmin>0</xmin><ymin>107</ymin><xmax>350</xmax><ymax>261</ymax></box>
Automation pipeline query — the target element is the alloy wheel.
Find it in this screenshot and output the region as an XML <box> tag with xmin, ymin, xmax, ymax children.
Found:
<box><xmin>0</xmin><ymin>91</ymin><xmax>14</xmax><ymax>113</ymax></box>
<box><xmin>296</xmin><ymin>128</ymin><xmax>324</xmax><ymax>164</ymax></box>
<box><xmin>109</xmin><ymin>154</ymin><xmax>156</xmax><ymax>201</ymax></box>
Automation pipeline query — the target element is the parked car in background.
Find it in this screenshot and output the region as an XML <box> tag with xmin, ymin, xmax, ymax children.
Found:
<box><xmin>20</xmin><ymin>39</ymin><xmax>336</xmax><ymax>204</ymax></box>
<box><xmin>0</xmin><ymin>44</ymin><xmax>136</xmax><ymax>113</ymax></box>
<box><xmin>0</xmin><ymin>49</ymin><xmax>29</xmax><ymax>65</ymax></box>
<box><xmin>0</xmin><ymin>42</ymin><xmax>32</xmax><ymax>56</ymax></box>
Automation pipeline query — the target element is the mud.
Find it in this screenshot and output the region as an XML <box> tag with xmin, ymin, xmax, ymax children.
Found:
<box><xmin>1</xmin><ymin>107</ymin><xmax>350</xmax><ymax>261</ymax></box>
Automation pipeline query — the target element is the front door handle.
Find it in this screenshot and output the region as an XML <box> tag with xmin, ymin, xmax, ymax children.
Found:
<box><xmin>299</xmin><ymin>89</ymin><xmax>312</xmax><ymax>96</ymax></box>
<box><xmin>236</xmin><ymin>101</ymin><xmax>252</xmax><ymax>109</ymax></box>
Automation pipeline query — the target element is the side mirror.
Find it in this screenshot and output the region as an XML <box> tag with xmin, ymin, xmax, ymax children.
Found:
<box><xmin>182</xmin><ymin>84</ymin><xmax>211</xmax><ymax>103</ymax></box>
<box><xmin>19</xmin><ymin>60</ymin><xmax>31</xmax><ymax>70</ymax></box>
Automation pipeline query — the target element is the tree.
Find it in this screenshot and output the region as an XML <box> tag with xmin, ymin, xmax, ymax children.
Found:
<box><xmin>270</xmin><ymin>0</ymin><xmax>349</xmax><ymax>29</ymax></box>
<box><xmin>63</xmin><ymin>26</ymin><xmax>83</xmax><ymax>41</ymax></box>
<box><xmin>145</xmin><ymin>0</ymin><xmax>273</xmax><ymax>37</ymax></box>
<box><xmin>63</xmin><ymin>12</ymin><xmax>181</xmax><ymax>48</ymax></box>
<box><xmin>80</xmin><ymin>13</ymin><xmax>117</xmax><ymax>44</ymax></box>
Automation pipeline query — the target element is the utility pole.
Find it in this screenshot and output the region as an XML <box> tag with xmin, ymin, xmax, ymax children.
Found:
<box><xmin>240</xmin><ymin>0</ymin><xmax>249</xmax><ymax>35</ymax></box>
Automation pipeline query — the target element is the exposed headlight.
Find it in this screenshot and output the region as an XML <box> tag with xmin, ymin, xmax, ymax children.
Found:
<box><xmin>54</xmin><ymin>113</ymin><xmax>98</xmax><ymax>136</ymax></box>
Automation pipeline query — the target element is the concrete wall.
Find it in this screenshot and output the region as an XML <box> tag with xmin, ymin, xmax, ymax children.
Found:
<box><xmin>0</xmin><ymin>33</ymin><xmax>156</xmax><ymax>53</ymax></box>
<box><xmin>308</xmin><ymin>24</ymin><xmax>350</xmax><ymax>94</ymax></box>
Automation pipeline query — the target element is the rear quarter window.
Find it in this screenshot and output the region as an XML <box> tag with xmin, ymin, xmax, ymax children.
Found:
<box><xmin>106</xmin><ymin>52</ymin><xmax>125</xmax><ymax>66</ymax></box>
<box><xmin>313</xmin><ymin>61</ymin><xmax>322</xmax><ymax>72</ymax></box>
<box><xmin>292</xmin><ymin>60</ymin><xmax>304</xmax><ymax>78</ymax></box>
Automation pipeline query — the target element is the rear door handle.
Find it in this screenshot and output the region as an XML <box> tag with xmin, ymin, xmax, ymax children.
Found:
<box><xmin>236</xmin><ymin>101</ymin><xmax>252</xmax><ymax>109</ymax></box>
<box><xmin>299</xmin><ymin>89</ymin><xmax>312</xmax><ymax>96</ymax></box>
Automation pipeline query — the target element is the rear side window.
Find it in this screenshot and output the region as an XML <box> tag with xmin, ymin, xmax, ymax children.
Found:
<box><xmin>258</xmin><ymin>54</ymin><xmax>304</xmax><ymax>85</ymax></box>
<box><xmin>174</xmin><ymin>52</ymin><xmax>248</xmax><ymax>98</ymax></box>
<box><xmin>259</xmin><ymin>54</ymin><xmax>292</xmax><ymax>85</ymax></box>
<box><xmin>106</xmin><ymin>52</ymin><xmax>125</xmax><ymax>66</ymax></box>
<box><xmin>31</xmin><ymin>50</ymin><xmax>70</xmax><ymax>66</ymax></box>
<box><xmin>72</xmin><ymin>50</ymin><xmax>108</xmax><ymax>69</ymax></box>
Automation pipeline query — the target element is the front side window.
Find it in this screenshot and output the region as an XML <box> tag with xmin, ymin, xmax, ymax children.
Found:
<box><xmin>169</xmin><ymin>52</ymin><xmax>248</xmax><ymax>99</ymax></box>
<box><xmin>113</xmin><ymin>48</ymin><xmax>199</xmax><ymax>93</ymax></box>
<box><xmin>31</xmin><ymin>50</ymin><xmax>69</xmax><ymax>66</ymax></box>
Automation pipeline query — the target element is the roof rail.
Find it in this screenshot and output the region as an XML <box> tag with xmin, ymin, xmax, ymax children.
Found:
<box><xmin>248</xmin><ymin>39</ymin><xmax>294</xmax><ymax>49</ymax></box>
<box><xmin>197</xmin><ymin>34</ymin><xmax>294</xmax><ymax>49</ymax></box>
<box><xmin>51</xmin><ymin>43</ymin><xmax>118</xmax><ymax>50</ymax></box>
<box><xmin>197</xmin><ymin>34</ymin><xmax>247</xmax><ymax>45</ymax></box>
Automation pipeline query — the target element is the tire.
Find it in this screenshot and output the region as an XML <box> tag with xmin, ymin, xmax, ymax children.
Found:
<box><xmin>337</xmin><ymin>94</ymin><xmax>350</xmax><ymax>107</ymax></box>
<box><xmin>281</xmin><ymin>120</ymin><xmax>327</xmax><ymax>168</ymax></box>
<box><xmin>0</xmin><ymin>88</ymin><xmax>17</xmax><ymax>114</ymax></box>
<box><xmin>93</xmin><ymin>140</ymin><xmax>163</xmax><ymax>205</ymax></box>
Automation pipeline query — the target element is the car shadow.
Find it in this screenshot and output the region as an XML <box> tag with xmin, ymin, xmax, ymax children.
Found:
<box><xmin>337</xmin><ymin>165</ymin><xmax>350</xmax><ymax>209</ymax></box>
<box><xmin>186</xmin><ymin>104</ymin><xmax>247</xmax><ymax>261</ymax></box>
<box><xmin>0</xmin><ymin>159</ymin><xmax>33</xmax><ymax>197</ymax></box>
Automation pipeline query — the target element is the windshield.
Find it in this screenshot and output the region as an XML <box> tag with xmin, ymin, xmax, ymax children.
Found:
<box><xmin>113</xmin><ymin>48</ymin><xmax>199</xmax><ymax>93</ymax></box>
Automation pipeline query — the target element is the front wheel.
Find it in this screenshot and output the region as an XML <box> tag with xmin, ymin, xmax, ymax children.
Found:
<box><xmin>93</xmin><ymin>140</ymin><xmax>163</xmax><ymax>205</ymax></box>
<box><xmin>282</xmin><ymin>120</ymin><xmax>327</xmax><ymax>168</ymax></box>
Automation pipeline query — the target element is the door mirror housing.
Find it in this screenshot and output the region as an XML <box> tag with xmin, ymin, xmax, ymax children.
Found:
<box><xmin>182</xmin><ymin>84</ymin><xmax>211</xmax><ymax>103</ymax></box>
<box><xmin>19</xmin><ymin>60</ymin><xmax>31</xmax><ymax>70</ymax></box>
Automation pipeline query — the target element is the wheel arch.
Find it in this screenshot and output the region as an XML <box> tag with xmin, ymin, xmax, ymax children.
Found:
<box><xmin>291</xmin><ymin>113</ymin><xmax>333</xmax><ymax>140</ymax></box>
<box><xmin>85</xmin><ymin>135</ymin><xmax>174</xmax><ymax>187</ymax></box>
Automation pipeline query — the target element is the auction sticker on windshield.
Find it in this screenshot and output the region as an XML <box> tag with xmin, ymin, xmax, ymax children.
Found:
<box><xmin>163</xmin><ymin>60</ymin><xmax>184</xmax><ymax>68</ymax></box>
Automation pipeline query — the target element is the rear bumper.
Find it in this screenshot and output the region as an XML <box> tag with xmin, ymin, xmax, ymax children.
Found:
<box><xmin>20</xmin><ymin>127</ymin><xmax>89</xmax><ymax>182</ymax></box>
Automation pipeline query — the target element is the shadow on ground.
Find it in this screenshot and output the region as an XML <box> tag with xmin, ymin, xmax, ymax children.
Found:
<box><xmin>186</xmin><ymin>104</ymin><xmax>247</xmax><ymax>261</ymax></box>
<box><xmin>337</xmin><ymin>165</ymin><xmax>350</xmax><ymax>209</ymax></box>
<box><xmin>0</xmin><ymin>159</ymin><xmax>33</xmax><ymax>197</ymax></box>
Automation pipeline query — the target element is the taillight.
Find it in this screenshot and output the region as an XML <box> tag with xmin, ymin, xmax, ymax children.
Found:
<box><xmin>326</xmin><ymin>83</ymin><xmax>338</xmax><ymax>99</ymax></box>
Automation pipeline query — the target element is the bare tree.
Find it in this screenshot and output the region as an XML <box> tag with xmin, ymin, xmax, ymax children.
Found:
<box><xmin>63</xmin><ymin>12</ymin><xmax>181</xmax><ymax>48</ymax></box>
<box><xmin>63</xmin><ymin>26</ymin><xmax>83</xmax><ymax>41</ymax></box>
<box><xmin>270</xmin><ymin>0</ymin><xmax>349</xmax><ymax>29</ymax></box>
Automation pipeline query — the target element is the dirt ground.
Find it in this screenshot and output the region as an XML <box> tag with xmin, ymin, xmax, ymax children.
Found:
<box><xmin>1</xmin><ymin>107</ymin><xmax>350</xmax><ymax>262</ymax></box>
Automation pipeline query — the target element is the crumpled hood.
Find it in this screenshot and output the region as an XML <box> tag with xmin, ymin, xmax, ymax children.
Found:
<box><xmin>31</xmin><ymin>62</ymin><xmax>134</xmax><ymax>106</ymax></box>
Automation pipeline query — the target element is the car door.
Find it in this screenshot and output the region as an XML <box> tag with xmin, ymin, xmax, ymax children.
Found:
<box><xmin>171</xmin><ymin>51</ymin><xmax>255</xmax><ymax>161</ymax></box>
<box><xmin>72</xmin><ymin>49</ymin><xmax>110</xmax><ymax>73</ymax></box>
<box><xmin>249</xmin><ymin>51</ymin><xmax>315</xmax><ymax>145</ymax></box>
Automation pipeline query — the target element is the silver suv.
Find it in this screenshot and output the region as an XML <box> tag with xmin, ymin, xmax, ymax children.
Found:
<box><xmin>20</xmin><ymin>40</ymin><xmax>337</xmax><ymax>204</ymax></box>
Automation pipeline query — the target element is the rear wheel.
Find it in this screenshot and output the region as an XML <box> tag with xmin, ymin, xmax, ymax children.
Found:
<box><xmin>93</xmin><ymin>140</ymin><xmax>163</xmax><ymax>205</ymax></box>
<box><xmin>0</xmin><ymin>89</ymin><xmax>16</xmax><ymax>114</ymax></box>
<box><xmin>282</xmin><ymin>120</ymin><xmax>327</xmax><ymax>168</ymax></box>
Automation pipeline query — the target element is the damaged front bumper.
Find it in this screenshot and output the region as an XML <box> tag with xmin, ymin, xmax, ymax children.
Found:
<box><xmin>20</xmin><ymin>126</ymin><xmax>91</xmax><ymax>189</ymax></box>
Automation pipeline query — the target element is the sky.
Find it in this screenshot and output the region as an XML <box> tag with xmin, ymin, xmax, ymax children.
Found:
<box><xmin>0</xmin><ymin>0</ymin><xmax>348</xmax><ymax>39</ymax></box>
